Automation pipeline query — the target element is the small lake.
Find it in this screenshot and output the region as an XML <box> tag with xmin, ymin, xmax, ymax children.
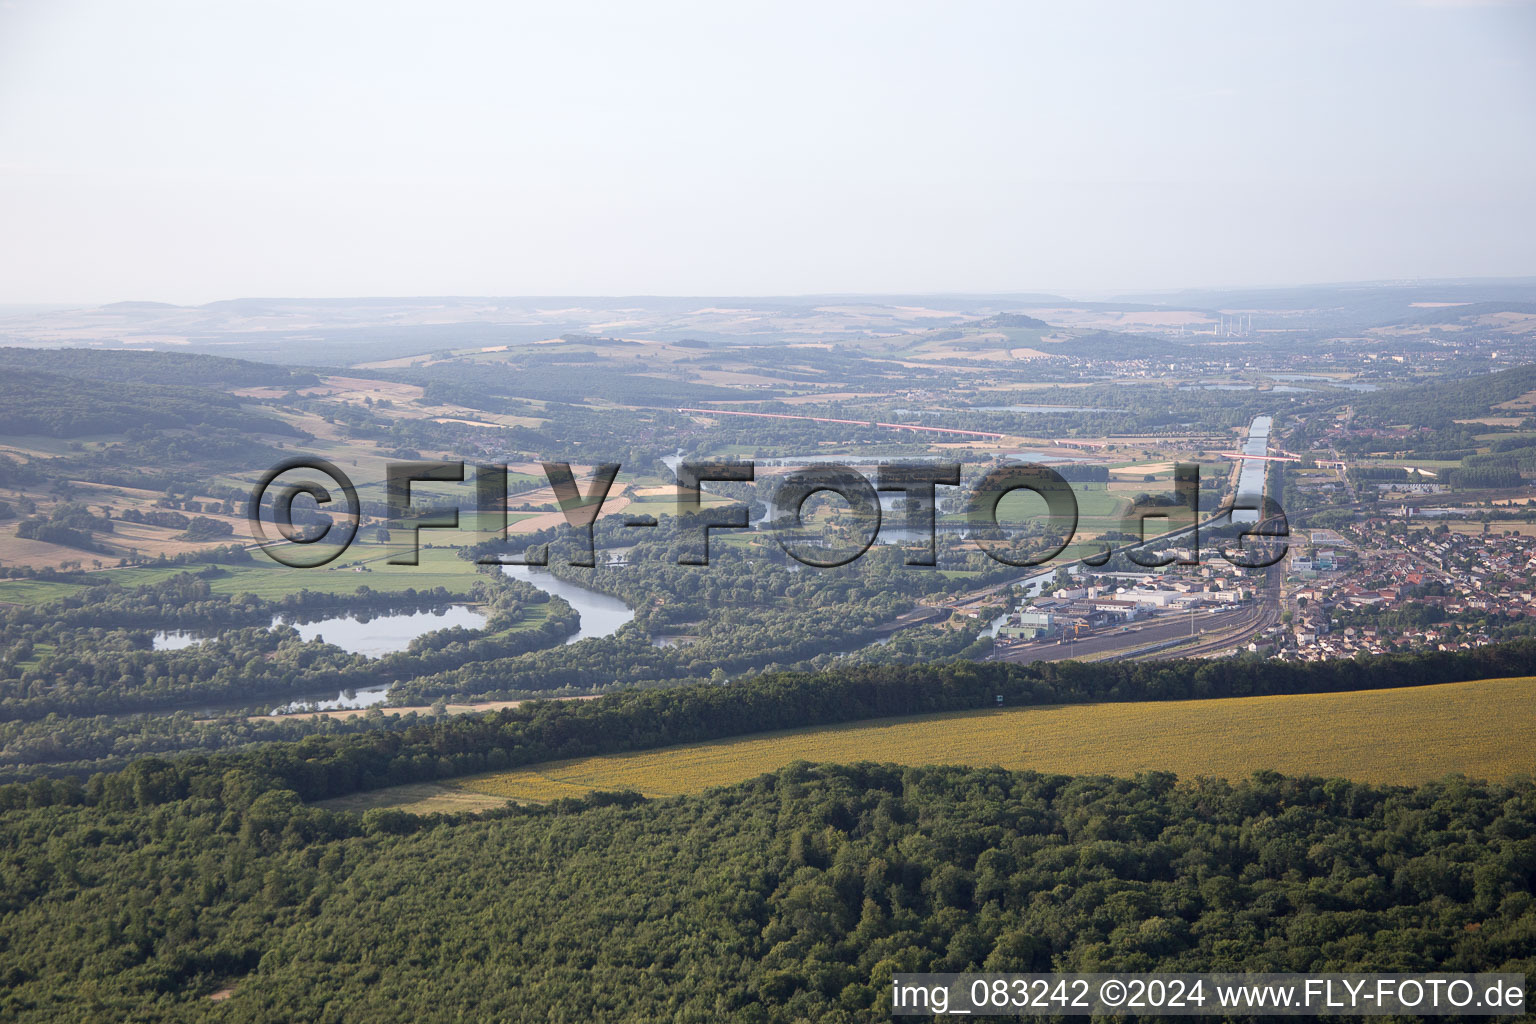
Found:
<box><xmin>269</xmin><ymin>684</ymin><xmax>394</xmax><ymax>715</ymax></box>
<box><xmin>1177</xmin><ymin>375</ymin><xmax>1380</xmax><ymax>394</ymax></box>
<box><xmin>281</xmin><ymin>606</ymin><xmax>488</xmax><ymax>656</ymax></box>
<box><xmin>501</xmin><ymin>564</ymin><xmax>636</xmax><ymax>643</ymax></box>
<box><xmin>971</xmin><ymin>405</ymin><xmax>1122</xmax><ymax>413</ymax></box>
<box><xmin>1178</xmin><ymin>382</ymin><xmax>1313</xmax><ymax>394</ymax></box>
<box><xmin>890</xmin><ymin>405</ymin><xmax>1121</xmax><ymax>415</ymax></box>
<box><xmin>651</xmin><ymin>634</ymin><xmax>700</xmax><ymax>649</ymax></box>
<box><xmin>750</xmin><ymin>451</ymin><xmax>1080</xmax><ymax>466</ymax></box>
<box><xmin>152</xmin><ymin>605</ymin><xmax>488</xmax><ymax>658</ymax></box>
<box><xmin>1266</xmin><ymin>373</ymin><xmax>1380</xmax><ymax>392</ymax></box>
<box><xmin>1003</xmin><ymin>450</ymin><xmax>1077</xmax><ymax>463</ymax></box>
<box><xmin>152</xmin><ymin>630</ymin><xmax>203</xmax><ymax>651</ymax></box>
<box><xmin>749</xmin><ymin>454</ymin><xmax>956</xmax><ymax>468</ymax></box>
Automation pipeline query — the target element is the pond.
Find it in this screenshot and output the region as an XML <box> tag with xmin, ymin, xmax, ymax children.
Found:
<box><xmin>650</xmin><ymin>634</ymin><xmax>700</xmax><ymax>649</ymax></box>
<box><xmin>152</xmin><ymin>630</ymin><xmax>203</xmax><ymax>651</ymax></box>
<box><xmin>280</xmin><ymin>605</ymin><xmax>488</xmax><ymax>656</ymax></box>
<box><xmin>152</xmin><ymin>605</ymin><xmax>489</xmax><ymax>658</ymax></box>
<box><xmin>269</xmin><ymin>683</ymin><xmax>394</xmax><ymax>715</ymax></box>
<box><xmin>1265</xmin><ymin>373</ymin><xmax>1380</xmax><ymax>392</ymax></box>
<box><xmin>969</xmin><ymin>405</ymin><xmax>1123</xmax><ymax>413</ymax></box>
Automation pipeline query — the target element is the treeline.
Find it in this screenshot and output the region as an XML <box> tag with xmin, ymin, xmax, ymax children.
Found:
<box><xmin>1050</xmin><ymin>463</ymin><xmax>1110</xmax><ymax>482</ymax></box>
<box><xmin>13</xmin><ymin>573</ymin><xmax>458</xmax><ymax>633</ymax></box>
<box><xmin>336</xmin><ymin>391</ymin><xmax>688</xmax><ymax>472</ymax></box>
<box><xmin>1445</xmin><ymin>465</ymin><xmax>1524</xmax><ymax>490</ymax></box>
<box><xmin>0</xmin><ymin>368</ymin><xmax>298</xmax><ymax>439</ymax></box>
<box><xmin>404</xmin><ymin>355</ymin><xmax>746</xmax><ymax>408</ymax></box>
<box><xmin>0</xmin><ymin>346</ymin><xmax>317</xmax><ymax>389</ymax></box>
<box><xmin>12</xmin><ymin>636</ymin><xmax>1536</xmax><ymax>809</ymax></box>
<box><xmin>120</xmin><ymin>544</ymin><xmax>254</xmax><ymax>571</ymax></box>
<box><xmin>1350</xmin><ymin>466</ymin><xmax>1419</xmax><ymax>482</ymax></box>
<box><xmin>1352</xmin><ymin>362</ymin><xmax>1536</xmax><ymax>428</ymax></box>
<box><xmin>0</xmin><ymin>708</ymin><xmax>433</xmax><ymax>784</ymax></box>
<box><xmin>1442</xmin><ymin>441</ymin><xmax>1536</xmax><ymax>491</ymax></box>
<box><xmin>15</xmin><ymin>503</ymin><xmax>115</xmax><ymax>552</ymax></box>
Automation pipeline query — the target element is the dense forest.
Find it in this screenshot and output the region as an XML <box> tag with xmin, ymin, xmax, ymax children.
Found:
<box><xmin>0</xmin><ymin>760</ymin><xmax>1530</xmax><ymax>1021</ymax></box>
<box><xmin>0</xmin><ymin>347</ymin><xmax>318</xmax><ymax>388</ymax></box>
<box><xmin>1351</xmin><ymin>363</ymin><xmax>1536</xmax><ymax>430</ymax></box>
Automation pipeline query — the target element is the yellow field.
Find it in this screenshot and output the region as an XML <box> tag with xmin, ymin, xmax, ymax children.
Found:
<box><xmin>1441</xmin><ymin>520</ymin><xmax>1536</xmax><ymax>537</ymax></box>
<box><xmin>315</xmin><ymin>782</ymin><xmax>512</xmax><ymax>815</ymax></box>
<box><xmin>452</xmin><ymin>677</ymin><xmax>1536</xmax><ymax>803</ymax></box>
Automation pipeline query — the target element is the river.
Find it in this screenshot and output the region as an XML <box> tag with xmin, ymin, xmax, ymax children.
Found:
<box><xmin>500</xmin><ymin>564</ymin><xmax>637</xmax><ymax>643</ymax></box>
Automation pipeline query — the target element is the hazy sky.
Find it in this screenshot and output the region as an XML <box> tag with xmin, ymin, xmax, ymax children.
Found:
<box><xmin>1</xmin><ymin>0</ymin><xmax>1534</xmax><ymax>303</ymax></box>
